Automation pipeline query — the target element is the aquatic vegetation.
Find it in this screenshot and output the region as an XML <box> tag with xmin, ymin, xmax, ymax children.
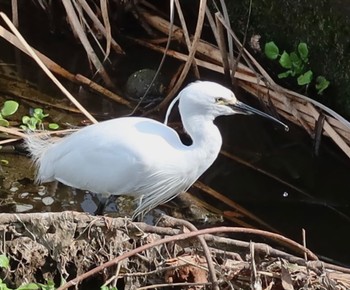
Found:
<box><xmin>264</xmin><ymin>41</ymin><xmax>329</xmax><ymax>94</ymax></box>
<box><xmin>21</xmin><ymin>108</ymin><xmax>59</xmax><ymax>131</ymax></box>
<box><xmin>226</xmin><ymin>0</ymin><xmax>350</xmax><ymax>116</ymax></box>
<box><xmin>0</xmin><ymin>254</ymin><xmax>56</xmax><ymax>290</ymax></box>
<box><xmin>0</xmin><ymin>100</ymin><xmax>19</xmax><ymax>127</ymax></box>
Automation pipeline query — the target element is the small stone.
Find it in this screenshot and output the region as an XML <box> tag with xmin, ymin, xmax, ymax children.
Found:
<box><xmin>42</xmin><ymin>196</ymin><xmax>54</xmax><ymax>206</ymax></box>
<box><xmin>125</xmin><ymin>68</ymin><xmax>165</xmax><ymax>102</ymax></box>
<box><xmin>37</xmin><ymin>186</ymin><xmax>47</xmax><ymax>196</ymax></box>
<box><xmin>19</xmin><ymin>192</ymin><xmax>29</xmax><ymax>198</ymax></box>
<box><xmin>38</xmin><ymin>190</ymin><xmax>46</xmax><ymax>196</ymax></box>
<box><xmin>15</xmin><ymin>204</ymin><xmax>33</xmax><ymax>213</ymax></box>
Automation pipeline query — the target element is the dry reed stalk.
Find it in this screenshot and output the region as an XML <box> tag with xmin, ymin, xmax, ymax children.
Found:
<box><xmin>76</xmin><ymin>0</ymin><xmax>124</xmax><ymax>54</ymax></box>
<box><xmin>159</xmin><ymin>0</ymin><xmax>208</xmax><ymax>110</ymax></box>
<box><xmin>0</xmin><ymin>12</ymin><xmax>98</xmax><ymax>124</ymax></box>
<box><xmin>0</xmin><ymin>23</ymin><xmax>131</xmax><ymax>111</ymax></box>
<box><xmin>62</xmin><ymin>0</ymin><xmax>113</xmax><ymax>87</ymax></box>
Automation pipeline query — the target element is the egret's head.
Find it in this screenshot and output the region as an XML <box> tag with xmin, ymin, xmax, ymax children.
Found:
<box><xmin>178</xmin><ymin>81</ymin><xmax>238</xmax><ymax>119</ymax></box>
<box><xmin>168</xmin><ymin>81</ymin><xmax>288</xmax><ymax>131</ymax></box>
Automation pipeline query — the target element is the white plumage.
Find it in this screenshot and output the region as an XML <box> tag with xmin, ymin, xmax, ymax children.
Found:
<box><xmin>25</xmin><ymin>81</ymin><xmax>287</xmax><ymax>216</ymax></box>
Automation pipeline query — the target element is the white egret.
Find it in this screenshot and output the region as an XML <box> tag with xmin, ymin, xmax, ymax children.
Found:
<box><xmin>25</xmin><ymin>81</ymin><xmax>288</xmax><ymax>217</ymax></box>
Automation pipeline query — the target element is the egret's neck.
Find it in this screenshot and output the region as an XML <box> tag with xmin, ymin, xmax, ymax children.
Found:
<box><xmin>183</xmin><ymin>114</ymin><xmax>222</xmax><ymax>174</ymax></box>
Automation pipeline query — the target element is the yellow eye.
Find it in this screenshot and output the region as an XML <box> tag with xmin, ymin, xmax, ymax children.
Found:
<box><xmin>215</xmin><ymin>97</ymin><xmax>225</xmax><ymax>104</ymax></box>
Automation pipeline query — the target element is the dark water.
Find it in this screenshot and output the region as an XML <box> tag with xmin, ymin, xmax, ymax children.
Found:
<box><xmin>0</xmin><ymin>1</ymin><xmax>350</xmax><ymax>266</ymax></box>
<box><xmin>202</xmin><ymin>116</ymin><xmax>350</xmax><ymax>265</ymax></box>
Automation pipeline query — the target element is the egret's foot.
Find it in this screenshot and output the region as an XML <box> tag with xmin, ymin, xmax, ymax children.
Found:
<box><xmin>94</xmin><ymin>195</ymin><xmax>118</xmax><ymax>215</ymax></box>
<box><xmin>94</xmin><ymin>199</ymin><xmax>106</xmax><ymax>215</ymax></box>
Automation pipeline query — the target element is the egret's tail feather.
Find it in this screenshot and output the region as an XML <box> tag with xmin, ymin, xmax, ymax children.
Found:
<box><xmin>24</xmin><ymin>133</ymin><xmax>58</xmax><ymax>183</ymax></box>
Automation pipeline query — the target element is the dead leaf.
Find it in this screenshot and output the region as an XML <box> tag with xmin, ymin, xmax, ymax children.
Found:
<box><xmin>281</xmin><ymin>265</ymin><xmax>294</xmax><ymax>290</ymax></box>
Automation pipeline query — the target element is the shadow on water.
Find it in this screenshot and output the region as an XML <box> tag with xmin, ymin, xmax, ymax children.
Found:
<box><xmin>0</xmin><ymin>2</ymin><xmax>349</xmax><ymax>266</ymax></box>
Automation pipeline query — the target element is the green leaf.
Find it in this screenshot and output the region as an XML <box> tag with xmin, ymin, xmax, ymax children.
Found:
<box><xmin>279</xmin><ymin>51</ymin><xmax>292</xmax><ymax>68</ymax></box>
<box><xmin>59</xmin><ymin>277</ymin><xmax>66</xmax><ymax>287</ymax></box>
<box><xmin>37</xmin><ymin>279</ymin><xmax>55</xmax><ymax>290</ymax></box>
<box><xmin>278</xmin><ymin>70</ymin><xmax>293</xmax><ymax>79</ymax></box>
<box><xmin>33</xmin><ymin>108</ymin><xmax>48</xmax><ymax>120</ymax></box>
<box><xmin>316</xmin><ymin>75</ymin><xmax>330</xmax><ymax>94</ymax></box>
<box><xmin>27</xmin><ymin>123</ymin><xmax>37</xmax><ymax>131</ymax></box>
<box><xmin>22</xmin><ymin>116</ymin><xmax>38</xmax><ymax>131</ymax></box>
<box><xmin>1</xmin><ymin>100</ymin><xmax>19</xmax><ymax>117</ymax></box>
<box><xmin>48</xmin><ymin>123</ymin><xmax>59</xmax><ymax>130</ymax></box>
<box><xmin>0</xmin><ymin>118</ymin><xmax>9</xmax><ymax>127</ymax></box>
<box><xmin>290</xmin><ymin>52</ymin><xmax>302</xmax><ymax>70</ymax></box>
<box><xmin>297</xmin><ymin>70</ymin><xmax>313</xmax><ymax>85</ymax></box>
<box><xmin>0</xmin><ymin>255</ymin><xmax>9</xmax><ymax>269</ymax></box>
<box><xmin>298</xmin><ymin>42</ymin><xmax>309</xmax><ymax>62</ymax></box>
<box><xmin>294</xmin><ymin>63</ymin><xmax>305</xmax><ymax>75</ymax></box>
<box><xmin>22</xmin><ymin>116</ymin><xmax>39</xmax><ymax>131</ymax></box>
<box><xmin>0</xmin><ymin>280</ymin><xmax>12</xmax><ymax>290</ymax></box>
<box><xmin>264</xmin><ymin>41</ymin><xmax>279</xmax><ymax>60</ymax></box>
<box><xmin>101</xmin><ymin>286</ymin><xmax>118</xmax><ymax>290</ymax></box>
<box><xmin>22</xmin><ymin>116</ymin><xmax>31</xmax><ymax>124</ymax></box>
<box><xmin>38</xmin><ymin>285</ymin><xmax>54</xmax><ymax>290</ymax></box>
<box><xmin>17</xmin><ymin>283</ymin><xmax>39</xmax><ymax>290</ymax></box>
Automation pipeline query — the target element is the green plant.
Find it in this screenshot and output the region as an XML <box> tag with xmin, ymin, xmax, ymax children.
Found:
<box><xmin>21</xmin><ymin>108</ymin><xmax>59</xmax><ymax>131</ymax></box>
<box><xmin>36</xmin><ymin>279</ymin><xmax>56</xmax><ymax>290</ymax></box>
<box><xmin>0</xmin><ymin>101</ymin><xmax>19</xmax><ymax>127</ymax></box>
<box><xmin>101</xmin><ymin>286</ymin><xmax>118</xmax><ymax>290</ymax></box>
<box><xmin>0</xmin><ymin>255</ymin><xmax>9</xmax><ymax>269</ymax></box>
<box><xmin>0</xmin><ymin>254</ymin><xmax>56</xmax><ymax>290</ymax></box>
<box><xmin>0</xmin><ymin>279</ymin><xmax>12</xmax><ymax>290</ymax></box>
<box><xmin>264</xmin><ymin>41</ymin><xmax>330</xmax><ymax>94</ymax></box>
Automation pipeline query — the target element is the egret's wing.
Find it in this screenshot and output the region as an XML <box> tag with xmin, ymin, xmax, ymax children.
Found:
<box><xmin>52</xmin><ymin>140</ymin><xmax>146</xmax><ymax>194</ymax></box>
<box><xmin>38</xmin><ymin>117</ymin><xmax>186</xmax><ymax>196</ymax></box>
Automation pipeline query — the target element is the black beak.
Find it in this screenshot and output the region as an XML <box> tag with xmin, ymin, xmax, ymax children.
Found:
<box><xmin>233</xmin><ymin>101</ymin><xmax>289</xmax><ymax>131</ymax></box>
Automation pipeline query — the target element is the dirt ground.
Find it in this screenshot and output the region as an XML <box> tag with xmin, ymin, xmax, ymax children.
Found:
<box><xmin>0</xmin><ymin>212</ymin><xmax>349</xmax><ymax>290</ymax></box>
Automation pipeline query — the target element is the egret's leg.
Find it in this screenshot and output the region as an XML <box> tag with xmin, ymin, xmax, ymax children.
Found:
<box><xmin>94</xmin><ymin>194</ymin><xmax>118</xmax><ymax>215</ymax></box>
<box><xmin>94</xmin><ymin>196</ymin><xmax>108</xmax><ymax>215</ymax></box>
